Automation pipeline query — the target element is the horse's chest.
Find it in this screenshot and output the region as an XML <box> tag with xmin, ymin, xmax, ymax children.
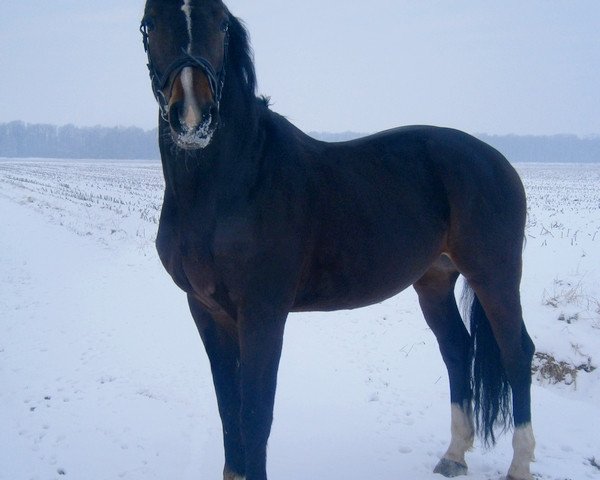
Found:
<box><xmin>181</xmin><ymin>240</ymin><xmax>219</xmax><ymax>298</ymax></box>
<box><xmin>157</xmin><ymin>215</ymin><xmax>255</xmax><ymax>306</ymax></box>
<box><xmin>157</xmin><ymin>229</ymin><xmax>216</xmax><ymax>295</ymax></box>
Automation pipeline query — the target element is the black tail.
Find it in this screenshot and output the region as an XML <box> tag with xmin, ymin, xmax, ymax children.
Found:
<box><xmin>464</xmin><ymin>287</ymin><xmax>512</xmax><ymax>446</ymax></box>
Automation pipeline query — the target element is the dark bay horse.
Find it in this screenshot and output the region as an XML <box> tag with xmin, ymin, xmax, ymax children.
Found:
<box><xmin>140</xmin><ymin>1</ymin><xmax>535</xmax><ymax>479</ymax></box>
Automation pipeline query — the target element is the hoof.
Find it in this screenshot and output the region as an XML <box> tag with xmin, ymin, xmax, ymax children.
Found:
<box><xmin>433</xmin><ymin>458</ymin><xmax>468</xmax><ymax>477</ymax></box>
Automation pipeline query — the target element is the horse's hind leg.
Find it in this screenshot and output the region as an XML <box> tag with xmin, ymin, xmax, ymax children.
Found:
<box><xmin>414</xmin><ymin>256</ymin><xmax>474</xmax><ymax>477</ymax></box>
<box><xmin>450</xmin><ymin>230</ymin><xmax>535</xmax><ymax>479</ymax></box>
<box><xmin>188</xmin><ymin>296</ymin><xmax>247</xmax><ymax>480</ymax></box>
<box><xmin>466</xmin><ymin>277</ymin><xmax>536</xmax><ymax>480</ymax></box>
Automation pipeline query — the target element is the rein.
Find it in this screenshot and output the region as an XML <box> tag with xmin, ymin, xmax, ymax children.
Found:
<box><xmin>140</xmin><ymin>19</ymin><xmax>229</xmax><ymax>121</ymax></box>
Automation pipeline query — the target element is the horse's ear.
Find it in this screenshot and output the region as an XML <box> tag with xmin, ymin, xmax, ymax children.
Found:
<box><xmin>227</xmin><ymin>14</ymin><xmax>257</xmax><ymax>96</ymax></box>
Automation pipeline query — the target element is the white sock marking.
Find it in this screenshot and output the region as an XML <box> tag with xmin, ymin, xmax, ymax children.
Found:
<box><xmin>223</xmin><ymin>468</ymin><xmax>246</xmax><ymax>480</ymax></box>
<box><xmin>181</xmin><ymin>0</ymin><xmax>193</xmax><ymax>53</ymax></box>
<box><xmin>508</xmin><ymin>423</ymin><xmax>535</xmax><ymax>480</ymax></box>
<box><xmin>443</xmin><ymin>403</ymin><xmax>474</xmax><ymax>465</ymax></box>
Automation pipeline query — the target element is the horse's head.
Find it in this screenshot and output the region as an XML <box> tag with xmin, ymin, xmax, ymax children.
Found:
<box><xmin>141</xmin><ymin>0</ymin><xmax>230</xmax><ymax>150</ymax></box>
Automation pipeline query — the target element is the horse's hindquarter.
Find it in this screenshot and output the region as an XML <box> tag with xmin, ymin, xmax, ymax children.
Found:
<box><xmin>293</xmin><ymin>129</ymin><xmax>451</xmax><ymax>311</ymax></box>
<box><xmin>423</xmin><ymin>127</ymin><xmax>527</xmax><ymax>280</ymax></box>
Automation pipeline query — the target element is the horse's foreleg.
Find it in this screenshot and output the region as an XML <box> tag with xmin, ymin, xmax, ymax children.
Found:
<box><xmin>238</xmin><ymin>304</ymin><xmax>287</xmax><ymax>480</ymax></box>
<box><xmin>414</xmin><ymin>264</ymin><xmax>473</xmax><ymax>477</ymax></box>
<box><xmin>188</xmin><ymin>296</ymin><xmax>247</xmax><ymax>480</ymax></box>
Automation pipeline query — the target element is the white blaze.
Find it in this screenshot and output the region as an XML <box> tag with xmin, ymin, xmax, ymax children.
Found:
<box><xmin>181</xmin><ymin>0</ymin><xmax>193</xmax><ymax>53</ymax></box>
<box><xmin>176</xmin><ymin>0</ymin><xmax>214</xmax><ymax>148</ymax></box>
<box><xmin>180</xmin><ymin>67</ymin><xmax>202</xmax><ymax>128</ymax></box>
<box><xmin>179</xmin><ymin>1</ymin><xmax>201</xmax><ymax>130</ymax></box>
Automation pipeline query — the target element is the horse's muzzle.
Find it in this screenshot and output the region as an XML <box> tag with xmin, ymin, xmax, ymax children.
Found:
<box><xmin>168</xmin><ymin>99</ymin><xmax>219</xmax><ymax>150</ymax></box>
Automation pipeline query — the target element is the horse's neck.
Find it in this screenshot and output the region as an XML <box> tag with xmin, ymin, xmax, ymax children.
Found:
<box><xmin>159</xmin><ymin>95</ymin><xmax>263</xmax><ymax>208</ymax></box>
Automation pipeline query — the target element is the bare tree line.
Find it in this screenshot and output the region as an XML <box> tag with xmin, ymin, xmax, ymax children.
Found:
<box><xmin>1</xmin><ymin>121</ymin><xmax>598</xmax><ymax>163</ymax></box>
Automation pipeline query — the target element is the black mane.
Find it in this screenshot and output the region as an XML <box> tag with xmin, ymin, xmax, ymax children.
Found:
<box><xmin>227</xmin><ymin>13</ymin><xmax>257</xmax><ymax>99</ymax></box>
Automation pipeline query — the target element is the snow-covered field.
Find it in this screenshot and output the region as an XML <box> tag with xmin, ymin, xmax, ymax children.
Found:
<box><xmin>1</xmin><ymin>158</ymin><xmax>599</xmax><ymax>480</ymax></box>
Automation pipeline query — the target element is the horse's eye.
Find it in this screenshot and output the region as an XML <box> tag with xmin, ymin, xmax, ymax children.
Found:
<box><xmin>220</xmin><ymin>20</ymin><xmax>230</xmax><ymax>32</ymax></box>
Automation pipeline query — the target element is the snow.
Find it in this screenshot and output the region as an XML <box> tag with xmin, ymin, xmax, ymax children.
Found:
<box><xmin>1</xmin><ymin>158</ymin><xmax>599</xmax><ymax>480</ymax></box>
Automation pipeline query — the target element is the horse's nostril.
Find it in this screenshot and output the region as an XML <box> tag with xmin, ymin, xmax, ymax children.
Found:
<box><xmin>168</xmin><ymin>102</ymin><xmax>185</xmax><ymax>133</ymax></box>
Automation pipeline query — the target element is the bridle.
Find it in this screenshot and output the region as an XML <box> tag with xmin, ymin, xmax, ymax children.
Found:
<box><xmin>140</xmin><ymin>16</ymin><xmax>229</xmax><ymax>121</ymax></box>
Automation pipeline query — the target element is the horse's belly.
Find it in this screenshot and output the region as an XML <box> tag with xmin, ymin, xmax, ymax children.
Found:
<box><xmin>292</xmin><ymin>277</ymin><xmax>414</xmax><ymax>312</ymax></box>
<box><xmin>292</xmin><ymin>238</ymin><xmax>442</xmax><ymax>312</ymax></box>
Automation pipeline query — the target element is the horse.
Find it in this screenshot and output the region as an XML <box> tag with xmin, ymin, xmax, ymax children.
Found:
<box><xmin>140</xmin><ymin>1</ymin><xmax>536</xmax><ymax>479</ymax></box>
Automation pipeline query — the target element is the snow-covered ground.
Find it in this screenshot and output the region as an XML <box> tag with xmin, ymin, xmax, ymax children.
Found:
<box><xmin>0</xmin><ymin>158</ymin><xmax>599</xmax><ymax>480</ymax></box>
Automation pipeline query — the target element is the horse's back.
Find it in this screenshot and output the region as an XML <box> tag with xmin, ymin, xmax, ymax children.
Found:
<box><xmin>343</xmin><ymin>124</ymin><xmax>527</xmax><ymax>240</ymax></box>
<box><xmin>313</xmin><ymin>123</ymin><xmax>526</xmax><ymax>245</ymax></box>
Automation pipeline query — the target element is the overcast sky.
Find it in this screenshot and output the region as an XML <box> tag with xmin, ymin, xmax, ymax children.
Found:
<box><xmin>1</xmin><ymin>1</ymin><xmax>599</xmax><ymax>135</ymax></box>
